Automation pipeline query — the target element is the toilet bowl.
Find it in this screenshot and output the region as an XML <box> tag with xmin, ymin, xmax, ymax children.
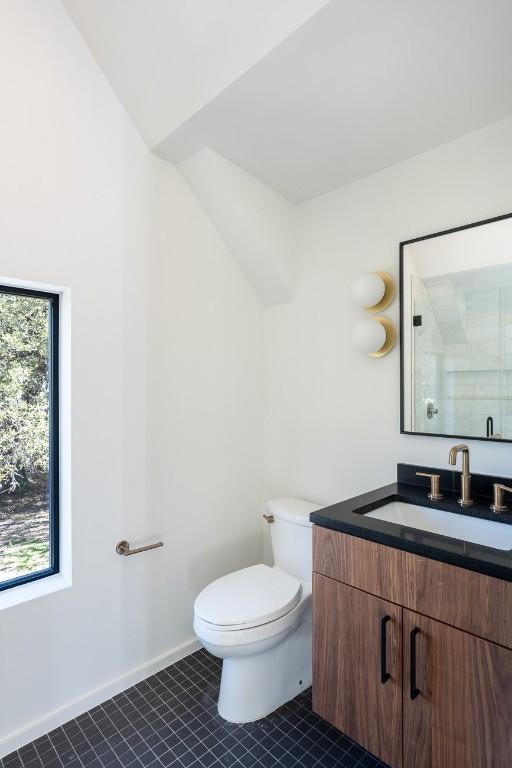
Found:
<box><xmin>193</xmin><ymin>497</ymin><xmax>320</xmax><ymax>723</ymax></box>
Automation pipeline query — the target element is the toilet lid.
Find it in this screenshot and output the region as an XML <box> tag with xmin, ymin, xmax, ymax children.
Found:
<box><xmin>194</xmin><ymin>564</ymin><xmax>302</xmax><ymax>630</ymax></box>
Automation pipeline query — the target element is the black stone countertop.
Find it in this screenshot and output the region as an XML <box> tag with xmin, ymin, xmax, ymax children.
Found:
<box><xmin>310</xmin><ymin>463</ymin><xmax>512</xmax><ymax>582</ymax></box>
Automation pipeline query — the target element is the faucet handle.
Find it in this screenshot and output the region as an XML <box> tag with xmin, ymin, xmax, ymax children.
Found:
<box><xmin>416</xmin><ymin>472</ymin><xmax>443</xmax><ymax>500</ymax></box>
<box><xmin>490</xmin><ymin>483</ymin><xmax>512</xmax><ymax>513</ymax></box>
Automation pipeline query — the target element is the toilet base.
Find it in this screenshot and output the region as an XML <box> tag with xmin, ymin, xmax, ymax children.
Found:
<box><xmin>216</xmin><ymin>609</ymin><xmax>312</xmax><ymax>723</ymax></box>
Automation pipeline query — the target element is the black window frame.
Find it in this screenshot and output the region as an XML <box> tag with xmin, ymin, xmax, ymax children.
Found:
<box><xmin>0</xmin><ymin>284</ymin><xmax>60</xmax><ymax>592</ymax></box>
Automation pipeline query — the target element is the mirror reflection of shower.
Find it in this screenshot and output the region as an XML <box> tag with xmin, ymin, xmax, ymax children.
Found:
<box><xmin>411</xmin><ymin>264</ymin><xmax>512</xmax><ymax>438</ymax></box>
<box><xmin>402</xmin><ymin>213</ymin><xmax>512</xmax><ymax>441</ymax></box>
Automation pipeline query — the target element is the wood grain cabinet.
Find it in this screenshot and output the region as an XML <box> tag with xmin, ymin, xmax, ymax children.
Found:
<box><xmin>312</xmin><ymin>528</ymin><xmax>512</xmax><ymax>768</ymax></box>
<box><xmin>403</xmin><ymin>610</ymin><xmax>512</xmax><ymax>768</ymax></box>
<box><xmin>313</xmin><ymin>574</ymin><xmax>403</xmax><ymax>768</ymax></box>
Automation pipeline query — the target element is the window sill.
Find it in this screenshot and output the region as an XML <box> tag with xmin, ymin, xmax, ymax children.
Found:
<box><xmin>0</xmin><ymin>571</ymin><xmax>71</xmax><ymax>611</ymax></box>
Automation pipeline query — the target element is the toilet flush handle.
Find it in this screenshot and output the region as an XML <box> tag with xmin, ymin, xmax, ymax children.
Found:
<box><xmin>262</xmin><ymin>514</ymin><xmax>274</xmax><ymax>524</ymax></box>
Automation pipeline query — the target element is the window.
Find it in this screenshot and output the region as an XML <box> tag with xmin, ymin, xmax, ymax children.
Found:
<box><xmin>0</xmin><ymin>285</ymin><xmax>59</xmax><ymax>591</ymax></box>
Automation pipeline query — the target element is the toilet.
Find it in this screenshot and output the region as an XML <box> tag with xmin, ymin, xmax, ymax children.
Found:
<box><xmin>193</xmin><ymin>497</ymin><xmax>320</xmax><ymax>723</ymax></box>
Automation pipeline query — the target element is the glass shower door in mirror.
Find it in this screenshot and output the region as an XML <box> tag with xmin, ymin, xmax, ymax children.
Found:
<box><xmin>401</xmin><ymin>213</ymin><xmax>512</xmax><ymax>442</ymax></box>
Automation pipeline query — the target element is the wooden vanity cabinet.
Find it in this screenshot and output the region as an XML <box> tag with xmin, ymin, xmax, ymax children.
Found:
<box><xmin>312</xmin><ymin>527</ymin><xmax>512</xmax><ymax>768</ymax></box>
<box><xmin>402</xmin><ymin>609</ymin><xmax>512</xmax><ymax>768</ymax></box>
<box><xmin>313</xmin><ymin>574</ymin><xmax>403</xmax><ymax>768</ymax></box>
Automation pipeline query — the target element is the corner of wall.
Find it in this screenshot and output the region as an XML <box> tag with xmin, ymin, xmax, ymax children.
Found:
<box><xmin>178</xmin><ymin>147</ymin><xmax>296</xmax><ymax>307</ymax></box>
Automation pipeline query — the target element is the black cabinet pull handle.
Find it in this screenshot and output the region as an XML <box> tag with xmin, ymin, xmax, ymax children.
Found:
<box><xmin>380</xmin><ymin>615</ymin><xmax>391</xmax><ymax>684</ymax></box>
<box><xmin>410</xmin><ymin>627</ymin><xmax>421</xmax><ymax>700</ymax></box>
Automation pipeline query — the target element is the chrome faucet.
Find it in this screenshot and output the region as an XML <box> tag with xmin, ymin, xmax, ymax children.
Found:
<box><xmin>448</xmin><ymin>444</ymin><xmax>474</xmax><ymax>506</ymax></box>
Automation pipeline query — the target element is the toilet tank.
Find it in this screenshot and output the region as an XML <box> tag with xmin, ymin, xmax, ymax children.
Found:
<box><xmin>267</xmin><ymin>497</ymin><xmax>321</xmax><ymax>582</ymax></box>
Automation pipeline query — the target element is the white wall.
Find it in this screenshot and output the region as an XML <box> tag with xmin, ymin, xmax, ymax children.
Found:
<box><xmin>0</xmin><ymin>0</ymin><xmax>262</xmax><ymax>754</ymax></box>
<box><xmin>147</xmin><ymin>153</ymin><xmax>263</xmax><ymax>652</ymax></box>
<box><xmin>264</xmin><ymin>117</ymin><xmax>512</xmax><ymax>506</ymax></box>
<box><xmin>179</xmin><ymin>147</ymin><xmax>296</xmax><ymax>306</ymax></box>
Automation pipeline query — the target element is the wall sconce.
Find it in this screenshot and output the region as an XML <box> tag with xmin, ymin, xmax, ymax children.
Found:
<box><xmin>351</xmin><ymin>271</ymin><xmax>394</xmax><ymax>312</ymax></box>
<box><xmin>351</xmin><ymin>316</ymin><xmax>395</xmax><ymax>357</ymax></box>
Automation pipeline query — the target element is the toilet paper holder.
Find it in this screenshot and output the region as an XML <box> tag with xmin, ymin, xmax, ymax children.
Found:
<box><xmin>116</xmin><ymin>539</ymin><xmax>164</xmax><ymax>556</ymax></box>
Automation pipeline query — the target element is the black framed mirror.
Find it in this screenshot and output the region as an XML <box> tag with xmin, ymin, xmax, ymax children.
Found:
<box><xmin>400</xmin><ymin>211</ymin><xmax>512</xmax><ymax>442</ymax></box>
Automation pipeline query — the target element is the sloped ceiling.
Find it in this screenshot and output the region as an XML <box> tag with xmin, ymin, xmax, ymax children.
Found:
<box><xmin>179</xmin><ymin>148</ymin><xmax>296</xmax><ymax>306</ymax></box>
<box><xmin>64</xmin><ymin>0</ymin><xmax>512</xmax><ymax>203</ymax></box>
<box><xmin>156</xmin><ymin>0</ymin><xmax>512</xmax><ymax>202</ymax></box>
<box><xmin>62</xmin><ymin>0</ymin><xmax>330</xmax><ymax>148</ymax></box>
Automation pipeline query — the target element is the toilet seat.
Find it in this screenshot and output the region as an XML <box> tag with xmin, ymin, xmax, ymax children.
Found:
<box><xmin>193</xmin><ymin>585</ymin><xmax>310</xmax><ymax>651</ymax></box>
<box><xmin>194</xmin><ymin>564</ymin><xmax>302</xmax><ymax>631</ymax></box>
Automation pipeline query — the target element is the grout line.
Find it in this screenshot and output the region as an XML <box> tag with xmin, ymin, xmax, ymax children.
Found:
<box><xmin>3</xmin><ymin>649</ymin><xmax>385</xmax><ymax>768</ymax></box>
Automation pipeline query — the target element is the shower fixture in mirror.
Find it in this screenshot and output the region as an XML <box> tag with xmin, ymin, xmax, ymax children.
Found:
<box><xmin>400</xmin><ymin>212</ymin><xmax>512</xmax><ymax>442</ymax></box>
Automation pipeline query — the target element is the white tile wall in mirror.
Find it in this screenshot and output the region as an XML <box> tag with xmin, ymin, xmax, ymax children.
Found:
<box><xmin>401</xmin><ymin>214</ymin><xmax>512</xmax><ymax>441</ymax></box>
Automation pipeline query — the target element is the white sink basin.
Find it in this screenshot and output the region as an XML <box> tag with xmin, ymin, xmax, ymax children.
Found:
<box><xmin>364</xmin><ymin>501</ymin><xmax>512</xmax><ymax>551</ymax></box>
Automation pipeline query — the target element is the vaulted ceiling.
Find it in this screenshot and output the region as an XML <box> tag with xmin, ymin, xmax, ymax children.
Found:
<box><xmin>64</xmin><ymin>0</ymin><xmax>512</xmax><ymax>202</ymax></box>
<box><xmin>62</xmin><ymin>0</ymin><xmax>329</xmax><ymax>148</ymax></box>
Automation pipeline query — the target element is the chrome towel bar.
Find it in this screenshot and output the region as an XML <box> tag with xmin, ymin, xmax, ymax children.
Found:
<box><xmin>116</xmin><ymin>539</ymin><xmax>164</xmax><ymax>556</ymax></box>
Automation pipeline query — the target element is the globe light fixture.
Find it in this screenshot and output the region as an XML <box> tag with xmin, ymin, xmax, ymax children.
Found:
<box><xmin>351</xmin><ymin>271</ymin><xmax>394</xmax><ymax>312</ymax></box>
<box><xmin>351</xmin><ymin>316</ymin><xmax>395</xmax><ymax>357</ymax></box>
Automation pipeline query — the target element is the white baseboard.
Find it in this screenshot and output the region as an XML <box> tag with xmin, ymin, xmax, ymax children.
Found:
<box><xmin>0</xmin><ymin>637</ymin><xmax>201</xmax><ymax>759</ymax></box>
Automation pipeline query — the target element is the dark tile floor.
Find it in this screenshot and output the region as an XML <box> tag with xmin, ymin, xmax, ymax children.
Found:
<box><xmin>1</xmin><ymin>649</ymin><xmax>387</xmax><ymax>768</ymax></box>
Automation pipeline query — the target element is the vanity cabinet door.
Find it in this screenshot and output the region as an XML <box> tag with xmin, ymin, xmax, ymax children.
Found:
<box><xmin>313</xmin><ymin>574</ymin><xmax>402</xmax><ymax>767</ymax></box>
<box><xmin>403</xmin><ymin>609</ymin><xmax>512</xmax><ymax>768</ymax></box>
